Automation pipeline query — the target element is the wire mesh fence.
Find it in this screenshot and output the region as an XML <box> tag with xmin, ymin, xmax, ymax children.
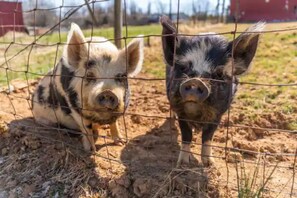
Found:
<box><xmin>0</xmin><ymin>0</ymin><xmax>296</xmax><ymax>197</ymax></box>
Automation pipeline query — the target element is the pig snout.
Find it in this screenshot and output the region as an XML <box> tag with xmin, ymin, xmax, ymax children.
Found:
<box><xmin>179</xmin><ymin>78</ymin><xmax>210</xmax><ymax>102</ymax></box>
<box><xmin>97</xmin><ymin>90</ymin><xmax>119</xmax><ymax>110</ymax></box>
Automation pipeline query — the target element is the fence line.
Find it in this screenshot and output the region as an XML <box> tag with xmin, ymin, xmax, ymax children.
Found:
<box><xmin>0</xmin><ymin>0</ymin><xmax>296</xmax><ymax>197</ymax></box>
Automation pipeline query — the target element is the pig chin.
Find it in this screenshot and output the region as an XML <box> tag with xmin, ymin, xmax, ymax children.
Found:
<box><xmin>83</xmin><ymin>101</ymin><xmax>125</xmax><ymax>125</ymax></box>
<box><xmin>184</xmin><ymin>101</ymin><xmax>200</xmax><ymax>117</ymax></box>
<box><xmin>183</xmin><ymin>100</ymin><xmax>217</xmax><ymax>123</ymax></box>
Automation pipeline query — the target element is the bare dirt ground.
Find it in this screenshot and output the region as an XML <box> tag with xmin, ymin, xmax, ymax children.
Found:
<box><xmin>0</xmin><ymin>22</ymin><xmax>297</xmax><ymax>198</ymax></box>
<box><xmin>0</xmin><ymin>73</ymin><xmax>296</xmax><ymax>198</ymax></box>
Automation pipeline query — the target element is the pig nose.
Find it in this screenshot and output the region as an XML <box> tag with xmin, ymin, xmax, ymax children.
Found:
<box><xmin>180</xmin><ymin>78</ymin><xmax>210</xmax><ymax>102</ymax></box>
<box><xmin>97</xmin><ymin>90</ymin><xmax>119</xmax><ymax>110</ymax></box>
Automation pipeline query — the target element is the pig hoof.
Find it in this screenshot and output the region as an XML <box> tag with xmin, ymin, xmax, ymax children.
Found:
<box><xmin>202</xmin><ymin>157</ymin><xmax>215</xmax><ymax>167</ymax></box>
<box><xmin>83</xmin><ymin>144</ymin><xmax>91</xmax><ymax>152</ymax></box>
<box><xmin>176</xmin><ymin>151</ymin><xmax>195</xmax><ymax>167</ymax></box>
<box><xmin>113</xmin><ymin>137</ymin><xmax>125</xmax><ymax>145</ymax></box>
<box><xmin>82</xmin><ymin>140</ymin><xmax>92</xmax><ymax>152</ymax></box>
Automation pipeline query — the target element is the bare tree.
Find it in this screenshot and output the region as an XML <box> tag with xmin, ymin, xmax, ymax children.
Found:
<box><xmin>221</xmin><ymin>0</ymin><xmax>226</xmax><ymax>23</ymax></box>
<box><xmin>157</xmin><ymin>0</ymin><xmax>166</xmax><ymax>14</ymax></box>
<box><xmin>216</xmin><ymin>0</ymin><xmax>220</xmax><ymax>23</ymax></box>
<box><xmin>169</xmin><ymin>0</ymin><xmax>172</xmax><ymax>20</ymax></box>
<box><xmin>129</xmin><ymin>0</ymin><xmax>137</xmax><ymax>16</ymax></box>
<box><xmin>192</xmin><ymin>0</ymin><xmax>198</xmax><ymax>24</ymax></box>
<box><xmin>192</xmin><ymin>0</ymin><xmax>210</xmax><ymax>24</ymax></box>
<box><xmin>204</xmin><ymin>1</ymin><xmax>210</xmax><ymax>21</ymax></box>
<box><xmin>24</xmin><ymin>0</ymin><xmax>58</xmax><ymax>27</ymax></box>
<box><xmin>147</xmin><ymin>2</ymin><xmax>151</xmax><ymax>15</ymax></box>
<box><xmin>84</xmin><ymin>0</ymin><xmax>99</xmax><ymax>26</ymax></box>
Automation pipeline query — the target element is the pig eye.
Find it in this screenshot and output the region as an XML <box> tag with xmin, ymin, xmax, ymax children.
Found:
<box><xmin>115</xmin><ymin>73</ymin><xmax>127</xmax><ymax>83</ymax></box>
<box><xmin>86</xmin><ymin>72</ymin><xmax>96</xmax><ymax>82</ymax></box>
<box><xmin>179</xmin><ymin>63</ymin><xmax>190</xmax><ymax>72</ymax></box>
<box><xmin>85</xmin><ymin>60</ymin><xmax>96</xmax><ymax>69</ymax></box>
<box><xmin>179</xmin><ymin>65</ymin><xmax>187</xmax><ymax>72</ymax></box>
<box><xmin>179</xmin><ymin>61</ymin><xmax>193</xmax><ymax>73</ymax></box>
<box><xmin>188</xmin><ymin>61</ymin><xmax>193</xmax><ymax>69</ymax></box>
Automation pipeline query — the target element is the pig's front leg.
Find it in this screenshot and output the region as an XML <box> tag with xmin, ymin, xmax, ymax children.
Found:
<box><xmin>201</xmin><ymin>123</ymin><xmax>218</xmax><ymax>166</ymax></box>
<box><xmin>110</xmin><ymin>120</ymin><xmax>124</xmax><ymax>145</ymax></box>
<box><xmin>82</xmin><ymin>122</ymin><xmax>96</xmax><ymax>152</ymax></box>
<box><xmin>177</xmin><ymin>119</ymin><xmax>195</xmax><ymax>167</ymax></box>
<box><xmin>72</xmin><ymin>114</ymin><xmax>96</xmax><ymax>151</ymax></box>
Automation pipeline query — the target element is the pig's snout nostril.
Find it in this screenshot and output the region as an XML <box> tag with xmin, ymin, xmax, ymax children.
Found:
<box><xmin>185</xmin><ymin>85</ymin><xmax>191</xmax><ymax>91</ymax></box>
<box><xmin>98</xmin><ymin>95</ymin><xmax>105</xmax><ymax>103</ymax></box>
<box><xmin>197</xmin><ymin>87</ymin><xmax>203</xmax><ymax>94</ymax></box>
<box><xmin>97</xmin><ymin>90</ymin><xmax>119</xmax><ymax>110</ymax></box>
<box><xmin>183</xmin><ymin>84</ymin><xmax>204</xmax><ymax>94</ymax></box>
<box><xmin>180</xmin><ymin>79</ymin><xmax>210</xmax><ymax>102</ymax></box>
<box><xmin>110</xmin><ymin>96</ymin><xmax>115</xmax><ymax>103</ymax></box>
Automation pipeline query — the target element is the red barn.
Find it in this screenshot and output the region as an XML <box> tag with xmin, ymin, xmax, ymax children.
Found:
<box><xmin>0</xmin><ymin>1</ymin><xmax>26</xmax><ymax>37</ymax></box>
<box><xmin>230</xmin><ymin>0</ymin><xmax>297</xmax><ymax>22</ymax></box>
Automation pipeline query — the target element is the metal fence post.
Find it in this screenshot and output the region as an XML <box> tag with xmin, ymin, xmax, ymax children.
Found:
<box><xmin>114</xmin><ymin>0</ymin><xmax>122</xmax><ymax>49</ymax></box>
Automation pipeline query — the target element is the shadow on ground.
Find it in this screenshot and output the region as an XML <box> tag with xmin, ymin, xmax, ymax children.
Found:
<box><xmin>0</xmin><ymin>118</ymin><xmax>106</xmax><ymax>198</ymax></box>
<box><xmin>108</xmin><ymin>119</ymin><xmax>221</xmax><ymax>198</ymax></box>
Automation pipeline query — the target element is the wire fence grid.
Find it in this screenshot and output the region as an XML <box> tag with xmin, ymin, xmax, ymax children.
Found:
<box><xmin>0</xmin><ymin>0</ymin><xmax>296</xmax><ymax>197</ymax></box>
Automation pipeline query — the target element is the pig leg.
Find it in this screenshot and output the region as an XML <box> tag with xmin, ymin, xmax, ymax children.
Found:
<box><xmin>177</xmin><ymin>119</ymin><xmax>195</xmax><ymax>167</ymax></box>
<box><xmin>81</xmin><ymin>120</ymin><xmax>96</xmax><ymax>152</ymax></box>
<box><xmin>110</xmin><ymin>120</ymin><xmax>124</xmax><ymax>145</ymax></box>
<box><xmin>201</xmin><ymin>123</ymin><xmax>218</xmax><ymax>166</ymax></box>
<box><xmin>72</xmin><ymin>115</ymin><xmax>96</xmax><ymax>151</ymax></box>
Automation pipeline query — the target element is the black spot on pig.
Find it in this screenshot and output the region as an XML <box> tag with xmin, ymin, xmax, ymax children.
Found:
<box><xmin>37</xmin><ymin>85</ymin><xmax>45</xmax><ymax>103</ymax></box>
<box><xmin>60</xmin><ymin>63</ymin><xmax>74</xmax><ymax>92</ymax></box>
<box><xmin>67</xmin><ymin>87</ymin><xmax>80</xmax><ymax>114</ymax></box>
<box><xmin>31</xmin><ymin>93</ymin><xmax>35</xmax><ymax>109</ymax></box>
<box><xmin>48</xmin><ymin>83</ymin><xmax>71</xmax><ymax>115</ymax></box>
<box><xmin>205</xmin><ymin>39</ymin><xmax>230</xmax><ymax>67</ymax></box>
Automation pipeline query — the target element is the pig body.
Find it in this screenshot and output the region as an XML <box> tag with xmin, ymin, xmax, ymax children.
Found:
<box><xmin>32</xmin><ymin>24</ymin><xmax>143</xmax><ymax>151</ymax></box>
<box><xmin>161</xmin><ymin>16</ymin><xmax>264</xmax><ymax>166</ymax></box>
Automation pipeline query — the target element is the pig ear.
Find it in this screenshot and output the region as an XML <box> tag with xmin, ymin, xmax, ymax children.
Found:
<box><xmin>121</xmin><ymin>37</ymin><xmax>144</xmax><ymax>77</ymax></box>
<box><xmin>228</xmin><ymin>22</ymin><xmax>265</xmax><ymax>75</ymax></box>
<box><xmin>160</xmin><ymin>15</ymin><xmax>178</xmax><ymax>66</ymax></box>
<box><xmin>64</xmin><ymin>23</ymin><xmax>87</xmax><ymax>68</ymax></box>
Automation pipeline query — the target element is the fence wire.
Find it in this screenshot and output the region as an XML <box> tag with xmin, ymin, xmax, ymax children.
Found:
<box><xmin>0</xmin><ymin>0</ymin><xmax>296</xmax><ymax>197</ymax></box>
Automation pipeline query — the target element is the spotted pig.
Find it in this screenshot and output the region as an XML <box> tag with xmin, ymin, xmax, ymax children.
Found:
<box><xmin>160</xmin><ymin>16</ymin><xmax>264</xmax><ymax>166</ymax></box>
<box><xmin>32</xmin><ymin>23</ymin><xmax>143</xmax><ymax>151</ymax></box>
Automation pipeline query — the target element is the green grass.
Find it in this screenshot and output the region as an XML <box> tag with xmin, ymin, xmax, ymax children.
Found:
<box><xmin>237</xmin><ymin>159</ymin><xmax>278</xmax><ymax>198</ymax></box>
<box><xmin>38</xmin><ymin>24</ymin><xmax>161</xmax><ymax>45</ymax></box>
<box><xmin>0</xmin><ymin>24</ymin><xmax>161</xmax><ymax>86</ymax></box>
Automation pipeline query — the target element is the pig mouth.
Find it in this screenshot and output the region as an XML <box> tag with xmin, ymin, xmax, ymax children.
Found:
<box><xmin>182</xmin><ymin>101</ymin><xmax>217</xmax><ymax>122</ymax></box>
<box><xmin>182</xmin><ymin>99</ymin><xmax>201</xmax><ymax>104</ymax></box>
<box><xmin>87</xmin><ymin>108</ymin><xmax>124</xmax><ymax>116</ymax></box>
<box><xmin>82</xmin><ymin>109</ymin><xmax>123</xmax><ymax>125</ymax></box>
<box><xmin>94</xmin><ymin>107</ymin><xmax>121</xmax><ymax>113</ymax></box>
<box><xmin>84</xmin><ymin>114</ymin><xmax>119</xmax><ymax>125</ymax></box>
<box><xmin>81</xmin><ymin>100</ymin><xmax>125</xmax><ymax>124</ymax></box>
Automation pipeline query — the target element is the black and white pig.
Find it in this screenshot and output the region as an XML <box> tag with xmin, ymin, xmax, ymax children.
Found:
<box><xmin>32</xmin><ymin>23</ymin><xmax>143</xmax><ymax>151</ymax></box>
<box><xmin>160</xmin><ymin>16</ymin><xmax>264</xmax><ymax>166</ymax></box>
